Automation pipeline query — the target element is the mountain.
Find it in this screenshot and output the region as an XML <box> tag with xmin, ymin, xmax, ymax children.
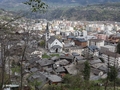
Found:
<box><xmin>0</xmin><ymin>0</ymin><xmax>120</xmax><ymax>10</ymax></box>
<box><xmin>28</xmin><ymin>2</ymin><xmax>120</xmax><ymax>22</ymax></box>
<box><xmin>0</xmin><ymin>0</ymin><xmax>119</xmax><ymax>4</ymax></box>
<box><xmin>45</xmin><ymin>0</ymin><xmax>120</xmax><ymax>4</ymax></box>
<box><xmin>0</xmin><ymin>0</ymin><xmax>119</xmax><ymax>11</ymax></box>
<box><xmin>0</xmin><ymin>0</ymin><xmax>120</xmax><ymax>22</ymax></box>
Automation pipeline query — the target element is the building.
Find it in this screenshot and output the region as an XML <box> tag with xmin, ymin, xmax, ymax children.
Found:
<box><xmin>101</xmin><ymin>45</ymin><xmax>116</xmax><ymax>52</ymax></box>
<box><xmin>74</xmin><ymin>38</ymin><xmax>87</xmax><ymax>47</ymax></box>
<box><xmin>84</xmin><ymin>45</ymin><xmax>99</xmax><ymax>57</ymax></box>
<box><xmin>96</xmin><ymin>34</ymin><xmax>107</xmax><ymax>40</ymax></box>
<box><xmin>100</xmin><ymin>49</ymin><xmax>120</xmax><ymax>67</ymax></box>
<box><xmin>88</xmin><ymin>39</ymin><xmax>104</xmax><ymax>49</ymax></box>
<box><xmin>47</xmin><ymin>36</ymin><xmax>63</xmax><ymax>53</ymax></box>
<box><xmin>64</xmin><ymin>46</ymin><xmax>84</xmax><ymax>56</ymax></box>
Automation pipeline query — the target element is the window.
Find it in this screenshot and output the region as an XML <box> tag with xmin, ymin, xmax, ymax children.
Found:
<box><xmin>56</xmin><ymin>42</ymin><xmax>57</xmax><ymax>44</ymax></box>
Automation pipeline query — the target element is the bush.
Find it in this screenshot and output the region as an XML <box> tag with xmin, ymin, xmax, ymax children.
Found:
<box><xmin>42</xmin><ymin>53</ymin><xmax>50</xmax><ymax>59</ymax></box>
<box><xmin>38</xmin><ymin>40</ymin><xmax>45</xmax><ymax>47</ymax></box>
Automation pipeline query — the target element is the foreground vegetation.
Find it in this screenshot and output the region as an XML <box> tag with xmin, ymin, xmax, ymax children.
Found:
<box><xmin>43</xmin><ymin>74</ymin><xmax>120</xmax><ymax>90</ymax></box>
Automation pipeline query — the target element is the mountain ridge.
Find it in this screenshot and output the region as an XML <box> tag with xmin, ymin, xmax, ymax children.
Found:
<box><xmin>0</xmin><ymin>1</ymin><xmax>120</xmax><ymax>22</ymax></box>
<box><xmin>28</xmin><ymin>2</ymin><xmax>120</xmax><ymax>21</ymax></box>
<box><xmin>0</xmin><ymin>0</ymin><xmax>120</xmax><ymax>11</ymax></box>
<box><xmin>0</xmin><ymin>0</ymin><xmax>120</xmax><ymax>6</ymax></box>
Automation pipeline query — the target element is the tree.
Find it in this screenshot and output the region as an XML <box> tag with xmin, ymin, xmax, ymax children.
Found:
<box><xmin>116</xmin><ymin>42</ymin><xmax>120</xmax><ymax>54</ymax></box>
<box><xmin>0</xmin><ymin>24</ymin><xmax>16</xmax><ymax>90</ymax></box>
<box><xmin>38</xmin><ymin>40</ymin><xmax>45</xmax><ymax>47</ymax></box>
<box><xmin>20</xmin><ymin>1</ymin><xmax>47</xmax><ymax>90</ymax></box>
<box><xmin>0</xmin><ymin>0</ymin><xmax>48</xmax><ymax>90</ymax></box>
<box><xmin>83</xmin><ymin>61</ymin><xmax>90</xmax><ymax>81</ymax></box>
<box><xmin>107</xmin><ymin>66</ymin><xmax>118</xmax><ymax>82</ymax></box>
<box><xmin>24</xmin><ymin>0</ymin><xmax>48</xmax><ymax>12</ymax></box>
<box><xmin>29</xmin><ymin>80</ymin><xmax>41</xmax><ymax>90</ymax></box>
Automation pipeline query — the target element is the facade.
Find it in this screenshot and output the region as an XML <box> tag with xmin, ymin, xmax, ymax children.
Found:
<box><xmin>96</xmin><ymin>34</ymin><xmax>107</xmax><ymax>40</ymax></box>
<box><xmin>88</xmin><ymin>39</ymin><xmax>104</xmax><ymax>49</ymax></box>
<box><xmin>64</xmin><ymin>46</ymin><xmax>84</xmax><ymax>56</ymax></box>
<box><xmin>84</xmin><ymin>45</ymin><xmax>99</xmax><ymax>57</ymax></box>
<box><xmin>107</xmin><ymin>34</ymin><xmax>120</xmax><ymax>43</ymax></box>
<box><xmin>101</xmin><ymin>45</ymin><xmax>116</xmax><ymax>52</ymax></box>
<box><xmin>74</xmin><ymin>38</ymin><xmax>87</xmax><ymax>47</ymax></box>
<box><xmin>48</xmin><ymin>36</ymin><xmax>63</xmax><ymax>53</ymax></box>
<box><xmin>100</xmin><ymin>50</ymin><xmax>120</xmax><ymax>67</ymax></box>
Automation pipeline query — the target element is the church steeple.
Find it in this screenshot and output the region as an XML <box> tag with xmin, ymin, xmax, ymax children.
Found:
<box><xmin>45</xmin><ymin>22</ymin><xmax>50</xmax><ymax>41</ymax></box>
<box><xmin>46</xmin><ymin>22</ymin><xmax>49</xmax><ymax>33</ymax></box>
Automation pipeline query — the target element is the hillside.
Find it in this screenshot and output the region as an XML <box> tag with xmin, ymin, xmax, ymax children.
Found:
<box><xmin>29</xmin><ymin>2</ymin><xmax>120</xmax><ymax>21</ymax></box>
<box><xmin>0</xmin><ymin>1</ymin><xmax>120</xmax><ymax>21</ymax></box>
<box><xmin>0</xmin><ymin>0</ymin><xmax>120</xmax><ymax>4</ymax></box>
<box><xmin>45</xmin><ymin>0</ymin><xmax>120</xmax><ymax>4</ymax></box>
<box><xmin>0</xmin><ymin>0</ymin><xmax>120</xmax><ymax>11</ymax></box>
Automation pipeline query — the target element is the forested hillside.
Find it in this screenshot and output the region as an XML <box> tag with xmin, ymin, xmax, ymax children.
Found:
<box><xmin>28</xmin><ymin>2</ymin><xmax>120</xmax><ymax>21</ymax></box>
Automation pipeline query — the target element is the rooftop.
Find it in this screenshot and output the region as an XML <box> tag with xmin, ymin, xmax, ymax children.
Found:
<box><xmin>89</xmin><ymin>39</ymin><xmax>104</xmax><ymax>42</ymax></box>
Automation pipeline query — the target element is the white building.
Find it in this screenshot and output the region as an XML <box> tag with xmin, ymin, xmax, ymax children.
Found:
<box><xmin>101</xmin><ymin>45</ymin><xmax>116</xmax><ymax>52</ymax></box>
<box><xmin>88</xmin><ymin>39</ymin><xmax>104</xmax><ymax>49</ymax></box>
<box><xmin>100</xmin><ymin>50</ymin><xmax>120</xmax><ymax>67</ymax></box>
<box><xmin>47</xmin><ymin>36</ymin><xmax>63</xmax><ymax>53</ymax></box>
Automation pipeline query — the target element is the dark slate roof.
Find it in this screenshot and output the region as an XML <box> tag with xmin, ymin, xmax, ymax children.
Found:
<box><xmin>28</xmin><ymin>56</ymin><xmax>41</xmax><ymax>64</ymax></box>
<box><xmin>91</xmin><ymin>68</ymin><xmax>102</xmax><ymax>75</ymax></box>
<box><xmin>51</xmin><ymin>45</ymin><xmax>62</xmax><ymax>49</ymax></box>
<box><xmin>59</xmin><ymin>55</ymin><xmax>74</xmax><ymax>60</ymax></box>
<box><xmin>72</xmin><ymin>52</ymin><xmax>80</xmax><ymax>56</ymax></box>
<box><xmin>100</xmin><ymin>49</ymin><xmax>120</xmax><ymax>58</ymax></box>
<box><xmin>47</xmin><ymin>36</ymin><xmax>56</xmax><ymax>44</ymax></box>
<box><xmin>75</xmin><ymin>56</ymin><xmax>84</xmax><ymax>60</ymax></box>
<box><xmin>89</xmin><ymin>59</ymin><xmax>102</xmax><ymax>65</ymax></box>
<box><xmin>55</xmin><ymin>59</ymin><xmax>69</xmax><ymax>66</ymax></box>
<box><xmin>89</xmin><ymin>39</ymin><xmax>103</xmax><ymax>42</ymax></box>
<box><xmin>37</xmin><ymin>59</ymin><xmax>54</xmax><ymax>67</ymax></box>
<box><xmin>47</xmin><ymin>75</ymin><xmax>62</xmax><ymax>82</ymax></box>
<box><xmin>65</xmin><ymin>46</ymin><xmax>83</xmax><ymax>50</ymax></box>
<box><xmin>55</xmin><ymin>67</ymin><xmax>66</xmax><ymax>73</ymax></box>
<box><xmin>45</xmin><ymin>68</ymin><xmax>53</xmax><ymax>73</ymax></box>
<box><xmin>28</xmin><ymin>71</ymin><xmax>47</xmax><ymax>82</ymax></box>
<box><xmin>51</xmin><ymin>56</ymin><xmax>59</xmax><ymax>61</ymax></box>
<box><xmin>74</xmin><ymin>38</ymin><xmax>87</xmax><ymax>42</ymax></box>
<box><xmin>30</xmin><ymin>68</ymin><xmax>38</xmax><ymax>72</ymax></box>
<box><xmin>67</xmin><ymin>36</ymin><xmax>75</xmax><ymax>39</ymax></box>
<box><xmin>88</xmin><ymin>45</ymin><xmax>99</xmax><ymax>52</ymax></box>
<box><xmin>98</xmin><ymin>65</ymin><xmax>108</xmax><ymax>73</ymax></box>
<box><xmin>36</xmin><ymin>72</ymin><xmax>62</xmax><ymax>83</ymax></box>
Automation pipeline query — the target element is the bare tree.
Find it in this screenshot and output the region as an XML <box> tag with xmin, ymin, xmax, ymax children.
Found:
<box><xmin>0</xmin><ymin>0</ymin><xmax>48</xmax><ymax>90</ymax></box>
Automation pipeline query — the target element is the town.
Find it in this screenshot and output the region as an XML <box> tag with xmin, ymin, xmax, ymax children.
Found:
<box><xmin>1</xmin><ymin>16</ymin><xmax>120</xmax><ymax>89</ymax></box>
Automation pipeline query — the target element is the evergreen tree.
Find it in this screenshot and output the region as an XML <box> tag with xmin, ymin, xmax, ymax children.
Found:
<box><xmin>83</xmin><ymin>61</ymin><xmax>90</xmax><ymax>81</ymax></box>
<box><xmin>107</xmin><ymin>66</ymin><xmax>118</xmax><ymax>82</ymax></box>
<box><xmin>117</xmin><ymin>42</ymin><xmax>120</xmax><ymax>54</ymax></box>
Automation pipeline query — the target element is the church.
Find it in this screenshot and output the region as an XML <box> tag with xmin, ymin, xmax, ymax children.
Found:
<box><xmin>45</xmin><ymin>22</ymin><xmax>63</xmax><ymax>53</ymax></box>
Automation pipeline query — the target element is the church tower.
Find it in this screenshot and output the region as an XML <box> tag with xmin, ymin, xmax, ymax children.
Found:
<box><xmin>45</xmin><ymin>22</ymin><xmax>50</xmax><ymax>49</ymax></box>
<box><xmin>45</xmin><ymin>22</ymin><xmax>50</xmax><ymax>41</ymax></box>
